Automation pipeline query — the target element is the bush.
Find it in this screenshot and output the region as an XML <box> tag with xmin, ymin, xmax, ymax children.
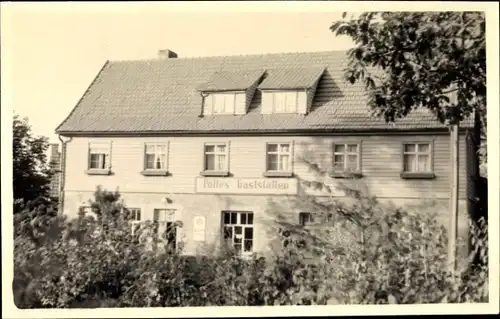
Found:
<box><xmin>13</xmin><ymin>186</ymin><xmax>488</xmax><ymax>308</ymax></box>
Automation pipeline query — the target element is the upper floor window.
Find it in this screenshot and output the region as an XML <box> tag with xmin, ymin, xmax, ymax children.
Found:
<box><xmin>204</xmin><ymin>143</ymin><xmax>228</xmax><ymax>172</ymax></box>
<box><xmin>141</xmin><ymin>143</ymin><xmax>169</xmax><ymax>176</ymax></box>
<box><xmin>401</xmin><ymin>142</ymin><xmax>435</xmax><ymax>179</ymax></box>
<box><xmin>266</xmin><ymin>143</ymin><xmax>292</xmax><ymax>172</ymax></box>
<box><xmin>145</xmin><ymin>144</ymin><xmax>167</xmax><ymax>170</ymax></box>
<box><xmin>403</xmin><ymin>143</ymin><xmax>431</xmax><ymax>173</ymax></box>
<box><xmin>333</xmin><ymin>143</ymin><xmax>360</xmax><ymax>172</ymax></box>
<box><xmin>88</xmin><ymin>143</ymin><xmax>110</xmax><ymax>170</ymax></box>
<box><xmin>266</xmin><ymin>91</ymin><xmax>298</xmax><ymax>114</ymax></box>
<box><xmin>211</xmin><ymin>93</ymin><xmax>236</xmax><ymax>114</ymax></box>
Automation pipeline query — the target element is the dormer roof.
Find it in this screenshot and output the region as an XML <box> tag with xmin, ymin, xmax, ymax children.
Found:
<box><xmin>197</xmin><ymin>69</ymin><xmax>265</xmax><ymax>92</ymax></box>
<box><xmin>258</xmin><ymin>67</ymin><xmax>325</xmax><ymax>90</ymax></box>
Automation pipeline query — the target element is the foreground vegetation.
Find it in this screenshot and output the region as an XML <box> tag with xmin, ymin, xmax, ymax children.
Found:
<box><xmin>13</xmin><ymin>187</ymin><xmax>488</xmax><ymax>308</ymax></box>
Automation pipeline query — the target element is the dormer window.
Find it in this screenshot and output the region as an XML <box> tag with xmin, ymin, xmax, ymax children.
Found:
<box><xmin>198</xmin><ymin>69</ymin><xmax>265</xmax><ymax>116</ymax></box>
<box><xmin>211</xmin><ymin>93</ymin><xmax>236</xmax><ymax>114</ymax></box>
<box><xmin>267</xmin><ymin>91</ymin><xmax>299</xmax><ymax>114</ymax></box>
<box><xmin>259</xmin><ymin>67</ymin><xmax>325</xmax><ymax>115</ymax></box>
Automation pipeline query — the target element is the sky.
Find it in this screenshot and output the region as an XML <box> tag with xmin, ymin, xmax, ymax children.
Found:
<box><xmin>2</xmin><ymin>3</ymin><xmax>355</xmax><ymax>144</ymax></box>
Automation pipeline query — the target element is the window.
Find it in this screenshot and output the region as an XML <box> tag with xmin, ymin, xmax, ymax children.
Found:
<box><xmin>145</xmin><ymin>144</ymin><xmax>167</xmax><ymax>170</ymax></box>
<box><xmin>127</xmin><ymin>208</ymin><xmax>141</xmax><ymax>236</ymax></box>
<box><xmin>222</xmin><ymin>211</ymin><xmax>254</xmax><ymax>254</ymax></box>
<box><xmin>265</xmin><ymin>91</ymin><xmax>298</xmax><ymax>114</ymax></box>
<box><xmin>204</xmin><ymin>143</ymin><xmax>228</xmax><ymax>172</ymax></box>
<box><xmin>266</xmin><ymin>143</ymin><xmax>292</xmax><ymax>172</ymax></box>
<box><xmin>403</xmin><ymin>143</ymin><xmax>432</xmax><ymax>173</ymax></box>
<box><xmin>88</xmin><ymin>143</ymin><xmax>110</xmax><ymax>170</ymax></box>
<box><xmin>212</xmin><ymin>93</ymin><xmax>236</xmax><ymax>114</ymax></box>
<box><xmin>299</xmin><ymin>212</ymin><xmax>314</xmax><ymax>226</ymax></box>
<box><xmin>153</xmin><ymin>209</ymin><xmax>177</xmax><ymax>250</ymax></box>
<box><xmin>333</xmin><ymin>143</ymin><xmax>360</xmax><ymax>173</ymax></box>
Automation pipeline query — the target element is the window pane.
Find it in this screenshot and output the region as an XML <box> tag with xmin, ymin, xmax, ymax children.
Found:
<box><xmin>240</xmin><ymin>213</ymin><xmax>247</xmax><ymax>225</ymax></box>
<box><xmin>224</xmin><ymin>94</ymin><xmax>234</xmax><ymax>113</ymax></box>
<box><xmin>216</xmin><ymin>144</ymin><xmax>226</xmax><ymax>153</ymax></box>
<box><xmin>244</xmin><ymin>240</ymin><xmax>253</xmax><ymax>252</ymax></box>
<box><xmin>213</xmin><ymin>95</ymin><xmax>225</xmax><ymax>113</ymax></box>
<box><xmin>102</xmin><ymin>154</ymin><xmax>108</xmax><ymax>169</ymax></box>
<box><xmin>285</xmin><ymin>92</ymin><xmax>297</xmax><ymax>112</ymax></box>
<box><xmin>230</xmin><ymin>212</ymin><xmax>237</xmax><ymax>224</ymax></box>
<box><xmin>267</xmin><ymin>154</ymin><xmax>278</xmax><ymax>171</ymax></box>
<box><xmin>90</xmin><ymin>154</ymin><xmax>100</xmax><ymax>168</ymax></box>
<box><xmin>418</xmin><ymin>155</ymin><xmax>430</xmax><ymax>172</ymax></box>
<box><xmin>223</xmin><ymin>212</ymin><xmax>230</xmax><ymax>224</ymax></box>
<box><xmin>146</xmin><ymin>154</ymin><xmax>155</xmax><ymax>169</ymax></box>
<box><xmin>146</xmin><ymin>145</ymin><xmax>155</xmax><ymax>154</ymax></box>
<box><xmin>334</xmin><ymin>154</ymin><xmax>344</xmax><ymax>165</ymax></box>
<box><xmin>156</xmin><ymin>145</ymin><xmax>166</xmax><ymax>154</ymax></box>
<box><xmin>280</xmin><ymin>144</ymin><xmax>290</xmax><ymax>153</ymax></box>
<box><xmin>346</xmin><ymin>155</ymin><xmax>358</xmax><ymax>170</ymax></box>
<box><xmin>404</xmin><ymin>154</ymin><xmax>417</xmax><ymax>172</ymax></box>
<box><xmin>247</xmin><ymin>213</ymin><xmax>254</xmax><ymax>225</ymax></box>
<box><xmin>234</xmin><ymin>226</ymin><xmax>242</xmax><ymax>235</ymax></box>
<box><xmin>404</xmin><ymin>144</ymin><xmax>416</xmax><ymax>153</ymax></box>
<box><xmin>274</xmin><ymin>93</ymin><xmax>286</xmax><ymax>112</ymax></box>
<box><xmin>159</xmin><ymin>154</ymin><xmax>166</xmax><ymax>169</ymax></box>
<box><xmin>155</xmin><ymin>156</ymin><xmax>162</xmax><ymax>169</ymax></box>
<box><xmin>418</xmin><ymin>143</ymin><xmax>430</xmax><ymax>153</ymax></box>
<box><xmin>347</xmin><ymin>144</ymin><xmax>358</xmax><ymax>153</ymax></box>
<box><xmin>279</xmin><ymin>155</ymin><xmax>289</xmax><ymax>171</ymax></box>
<box><xmin>267</xmin><ymin>144</ymin><xmax>278</xmax><ymax>153</ymax></box>
<box><xmin>334</xmin><ymin>144</ymin><xmax>345</xmax><ymax>153</ymax></box>
<box><xmin>205</xmin><ymin>154</ymin><xmax>215</xmax><ymax>170</ymax></box>
<box><xmin>244</xmin><ymin>227</ymin><xmax>253</xmax><ymax>240</ymax></box>
<box><xmin>216</xmin><ymin>155</ymin><xmax>226</xmax><ymax>170</ymax></box>
<box><xmin>224</xmin><ymin>226</ymin><xmax>233</xmax><ymax>239</ymax></box>
<box><xmin>205</xmin><ymin>145</ymin><xmax>215</xmax><ymax>153</ymax></box>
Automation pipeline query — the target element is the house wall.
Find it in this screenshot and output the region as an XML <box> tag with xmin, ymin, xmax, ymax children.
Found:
<box><xmin>61</xmin><ymin>133</ymin><xmax>470</xmax><ymax>258</ymax></box>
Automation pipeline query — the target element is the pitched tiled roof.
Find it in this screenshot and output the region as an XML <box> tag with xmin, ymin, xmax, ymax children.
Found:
<box><xmin>55</xmin><ymin>50</ymin><xmax>473</xmax><ymax>134</ymax></box>
<box><xmin>258</xmin><ymin>67</ymin><xmax>325</xmax><ymax>90</ymax></box>
<box><xmin>196</xmin><ymin>69</ymin><xmax>265</xmax><ymax>92</ymax></box>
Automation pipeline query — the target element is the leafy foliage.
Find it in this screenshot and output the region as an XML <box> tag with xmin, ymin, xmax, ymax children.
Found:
<box><xmin>331</xmin><ymin>12</ymin><xmax>485</xmax><ymax>126</ymax></box>
<box><xmin>13</xmin><ymin>185</ymin><xmax>488</xmax><ymax>308</ymax></box>
<box><xmin>13</xmin><ymin>114</ymin><xmax>55</xmax><ymax>209</ymax></box>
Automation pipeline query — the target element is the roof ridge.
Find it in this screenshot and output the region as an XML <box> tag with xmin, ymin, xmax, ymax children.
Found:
<box><xmin>108</xmin><ymin>49</ymin><xmax>349</xmax><ymax>63</ymax></box>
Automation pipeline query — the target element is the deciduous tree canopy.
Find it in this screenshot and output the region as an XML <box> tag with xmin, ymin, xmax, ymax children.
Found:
<box><xmin>13</xmin><ymin>114</ymin><xmax>54</xmax><ymax>209</ymax></box>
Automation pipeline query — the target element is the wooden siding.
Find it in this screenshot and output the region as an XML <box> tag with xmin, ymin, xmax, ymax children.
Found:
<box><xmin>64</xmin><ymin>133</ymin><xmax>468</xmax><ymax>200</ymax></box>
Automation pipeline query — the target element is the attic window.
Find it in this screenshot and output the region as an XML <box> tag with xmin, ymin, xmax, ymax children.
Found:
<box><xmin>211</xmin><ymin>93</ymin><xmax>236</xmax><ymax>114</ymax></box>
<box><xmin>268</xmin><ymin>91</ymin><xmax>298</xmax><ymax>114</ymax></box>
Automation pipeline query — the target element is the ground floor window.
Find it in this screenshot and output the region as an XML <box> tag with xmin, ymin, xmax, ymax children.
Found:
<box><xmin>222</xmin><ymin>211</ymin><xmax>254</xmax><ymax>253</ymax></box>
<box><xmin>154</xmin><ymin>209</ymin><xmax>177</xmax><ymax>251</ymax></box>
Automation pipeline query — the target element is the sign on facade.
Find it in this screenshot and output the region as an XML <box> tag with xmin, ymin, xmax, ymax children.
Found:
<box><xmin>195</xmin><ymin>177</ymin><xmax>298</xmax><ymax>195</ymax></box>
<box><xmin>193</xmin><ymin>216</ymin><xmax>206</xmax><ymax>242</ymax></box>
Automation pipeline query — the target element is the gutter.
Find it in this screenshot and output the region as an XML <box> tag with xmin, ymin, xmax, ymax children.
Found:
<box><xmin>57</xmin><ymin>135</ymin><xmax>73</xmax><ymax>215</ymax></box>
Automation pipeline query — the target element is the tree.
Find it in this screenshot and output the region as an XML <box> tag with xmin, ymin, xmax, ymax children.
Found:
<box><xmin>13</xmin><ymin>114</ymin><xmax>54</xmax><ymax>210</ymax></box>
<box><xmin>330</xmin><ymin>11</ymin><xmax>486</xmax><ymax>152</ymax></box>
<box><xmin>330</xmin><ymin>12</ymin><xmax>486</xmax><ymax>271</ymax></box>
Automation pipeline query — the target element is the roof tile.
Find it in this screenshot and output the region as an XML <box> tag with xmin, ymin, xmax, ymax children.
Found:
<box><xmin>56</xmin><ymin>50</ymin><xmax>473</xmax><ymax>134</ymax></box>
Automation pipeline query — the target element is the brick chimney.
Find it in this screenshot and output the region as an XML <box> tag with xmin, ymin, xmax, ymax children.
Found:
<box><xmin>158</xmin><ymin>49</ymin><xmax>178</xmax><ymax>59</ymax></box>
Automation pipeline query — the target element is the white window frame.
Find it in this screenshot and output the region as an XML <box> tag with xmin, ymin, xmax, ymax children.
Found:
<box><xmin>222</xmin><ymin>211</ymin><xmax>254</xmax><ymax>255</ymax></box>
<box><xmin>299</xmin><ymin>212</ymin><xmax>314</xmax><ymax>226</ymax></box>
<box><xmin>211</xmin><ymin>93</ymin><xmax>236</xmax><ymax>114</ymax></box>
<box><xmin>332</xmin><ymin>143</ymin><xmax>361</xmax><ymax>173</ymax></box>
<box><xmin>204</xmin><ymin>142</ymin><xmax>229</xmax><ymax>172</ymax></box>
<box><xmin>402</xmin><ymin>142</ymin><xmax>433</xmax><ymax>173</ymax></box>
<box><xmin>266</xmin><ymin>91</ymin><xmax>299</xmax><ymax>114</ymax></box>
<box><xmin>88</xmin><ymin>142</ymin><xmax>111</xmax><ymax>170</ymax></box>
<box><xmin>127</xmin><ymin>207</ymin><xmax>142</xmax><ymax>235</ymax></box>
<box><xmin>153</xmin><ymin>208</ymin><xmax>178</xmax><ymax>250</ymax></box>
<box><xmin>266</xmin><ymin>142</ymin><xmax>292</xmax><ymax>172</ymax></box>
<box><xmin>144</xmin><ymin>143</ymin><xmax>168</xmax><ymax>171</ymax></box>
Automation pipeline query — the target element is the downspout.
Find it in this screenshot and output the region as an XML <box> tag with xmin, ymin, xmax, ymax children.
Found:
<box><xmin>57</xmin><ymin>135</ymin><xmax>73</xmax><ymax>215</ymax></box>
<box><xmin>199</xmin><ymin>91</ymin><xmax>210</xmax><ymax>118</ymax></box>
